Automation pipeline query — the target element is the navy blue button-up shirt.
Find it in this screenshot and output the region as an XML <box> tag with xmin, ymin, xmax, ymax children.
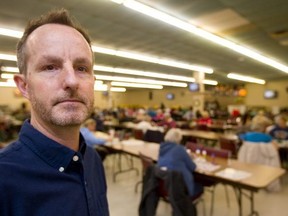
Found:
<box><xmin>0</xmin><ymin>120</ymin><xmax>109</xmax><ymax>216</ymax></box>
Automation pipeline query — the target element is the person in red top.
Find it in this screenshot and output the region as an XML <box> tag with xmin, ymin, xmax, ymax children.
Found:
<box><xmin>197</xmin><ymin>111</ymin><xmax>212</xmax><ymax>126</ymax></box>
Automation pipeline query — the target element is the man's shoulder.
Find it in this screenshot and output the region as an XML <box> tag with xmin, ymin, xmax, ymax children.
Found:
<box><xmin>0</xmin><ymin>140</ymin><xmax>23</xmax><ymax>163</ymax></box>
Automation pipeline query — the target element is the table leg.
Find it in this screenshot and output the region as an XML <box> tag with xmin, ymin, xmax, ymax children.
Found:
<box><xmin>112</xmin><ymin>153</ymin><xmax>139</xmax><ymax>182</ymax></box>
<box><xmin>233</xmin><ymin>187</ymin><xmax>259</xmax><ymax>216</ymax></box>
<box><xmin>233</xmin><ymin>187</ymin><xmax>242</xmax><ymax>216</ymax></box>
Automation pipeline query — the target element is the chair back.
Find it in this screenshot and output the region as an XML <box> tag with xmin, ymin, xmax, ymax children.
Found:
<box><xmin>133</xmin><ymin>129</ymin><xmax>144</xmax><ymax>140</ymax></box>
<box><xmin>139</xmin><ymin>152</ymin><xmax>154</xmax><ymax>173</ymax></box>
<box><xmin>219</xmin><ymin>135</ymin><xmax>240</xmax><ymax>158</ymax></box>
<box><xmin>186</xmin><ymin>141</ymin><xmax>230</xmax><ymax>159</ymax></box>
<box><xmin>143</xmin><ymin>129</ymin><xmax>164</xmax><ymax>143</ymax></box>
<box><xmin>203</xmin><ymin>146</ymin><xmax>230</xmax><ymax>159</ymax></box>
<box><xmin>155</xmin><ymin>167</ymin><xmax>198</xmax><ymax>215</ymax></box>
<box><xmin>186</xmin><ymin>142</ymin><xmax>204</xmax><ymax>152</ymax></box>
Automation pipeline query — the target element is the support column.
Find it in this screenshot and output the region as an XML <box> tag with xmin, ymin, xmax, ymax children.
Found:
<box><xmin>192</xmin><ymin>72</ymin><xmax>205</xmax><ymax>114</ymax></box>
<box><xmin>107</xmin><ymin>82</ymin><xmax>113</xmax><ymax>109</ymax></box>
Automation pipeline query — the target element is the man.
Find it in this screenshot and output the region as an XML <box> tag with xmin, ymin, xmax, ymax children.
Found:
<box><xmin>0</xmin><ymin>9</ymin><xmax>109</xmax><ymax>216</ymax></box>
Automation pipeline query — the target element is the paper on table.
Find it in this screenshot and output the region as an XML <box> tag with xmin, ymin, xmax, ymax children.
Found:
<box><xmin>195</xmin><ymin>158</ymin><xmax>221</xmax><ymax>173</ymax></box>
<box><xmin>121</xmin><ymin>139</ymin><xmax>145</xmax><ymax>146</ymax></box>
<box><xmin>215</xmin><ymin>168</ymin><xmax>252</xmax><ymax>180</ymax></box>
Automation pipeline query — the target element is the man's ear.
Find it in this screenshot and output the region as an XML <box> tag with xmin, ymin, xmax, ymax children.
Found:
<box><xmin>14</xmin><ymin>74</ymin><xmax>30</xmax><ymax>99</ymax></box>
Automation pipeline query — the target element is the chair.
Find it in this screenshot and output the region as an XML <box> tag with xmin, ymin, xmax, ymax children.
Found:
<box><xmin>139</xmin><ymin>165</ymin><xmax>204</xmax><ymax>216</ymax></box>
<box><xmin>157</xmin><ymin>169</ymin><xmax>206</xmax><ymax>216</ymax></box>
<box><xmin>238</xmin><ymin>141</ymin><xmax>281</xmax><ymax>192</ymax></box>
<box><xmin>186</xmin><ymin>142</ymin><xmax>231</xmax><ymax>216</ymax></box>
<box><xmin>143</xmin><ymin>129</ymin><xmax>164</xmax><ymax>143</ymax></box>
<box><xmin>135</xmin><ymin>152</ymin><xmax>154</xmax><ymax>193</ymax></box>
<box><xmin>133</xmin><ymin>129</ymin><xmax>144</xmax><ymax>140</ymax></box>
<box><xmin>219</xmin><ymin>135</ymin><xmax>241</xmax><ymax>158</ymax></box>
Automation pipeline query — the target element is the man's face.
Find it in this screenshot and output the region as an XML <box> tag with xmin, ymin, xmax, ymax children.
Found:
<box><xmin>23</xmin><ymin>24</ymin><xmax>95</xmax><ymax>127</ymax></box>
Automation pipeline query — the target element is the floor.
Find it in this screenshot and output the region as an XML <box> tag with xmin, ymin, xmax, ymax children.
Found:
<box><xmin>104</xmin><ymin>155</ymin><xmax>288</xmax><ymax>216</ymax></box>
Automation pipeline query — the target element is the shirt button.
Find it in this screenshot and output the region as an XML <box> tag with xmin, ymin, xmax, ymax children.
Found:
<box><xmin>59</xmin><ymin>167</ymin><xmax>65</xmax><ymax>172</ymax></box>
<box><xmin>73</xmin><ymin>155</ymin><xmax>79</xmax><ymax>162</ymax></box>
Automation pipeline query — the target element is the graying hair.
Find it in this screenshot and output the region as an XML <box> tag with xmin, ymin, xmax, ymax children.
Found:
<box><xmin>164</xmin><ymin>128</ymin><xmax>182</xmax><ymax>143</ymax></box>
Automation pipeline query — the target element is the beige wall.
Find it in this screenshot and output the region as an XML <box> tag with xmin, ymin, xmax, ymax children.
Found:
<box><xmin>245</xmin><ymin>81</ymin><xmax>288</xmax><ymax>110</ymax></box>
<box><xmin>1</xmin><ymin>80</ymin><xmax>288</xmax><ymax>111</ymax></box>
<box><xmin>0</xmin><ymin>87</ymin><xmax>28</xmax><ymax>110</ymax></box>
<box><xmin>114</xmin><ymin>88</ymin><xmax>240</xmax><ymax>109</ymax></box>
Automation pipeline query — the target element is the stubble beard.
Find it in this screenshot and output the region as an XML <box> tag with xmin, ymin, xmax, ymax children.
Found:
<box><xmin>29</xmin><ymin>90</ymin><xmax>94</xmax><ymax>127</ymax></box>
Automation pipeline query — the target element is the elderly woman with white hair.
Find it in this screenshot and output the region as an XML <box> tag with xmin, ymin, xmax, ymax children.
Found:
<box><xmin>157</xmin><ymin>128</ymin><xmax>203</xmax><ymax>197</ymax></box>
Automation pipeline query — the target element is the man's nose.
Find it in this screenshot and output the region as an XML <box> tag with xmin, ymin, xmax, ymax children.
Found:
<box><xmin>62</xmin><ymin>65</ymin><xmax>79</xmax><ymax>90</ymax></box>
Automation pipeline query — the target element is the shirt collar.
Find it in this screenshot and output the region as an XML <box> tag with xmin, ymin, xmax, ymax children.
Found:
<box><xmin>19</xmin><ymin>120</ymin><xmax>87</xmax><ymax>171</ymax></box>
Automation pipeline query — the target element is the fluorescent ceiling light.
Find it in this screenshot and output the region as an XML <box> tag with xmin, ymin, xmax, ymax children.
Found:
<box><xmin>93</xmin><ymin>65</ymin><xmax>196</xmax><ymax>82</ymax></box>
<box><xmin>202</xmin><ymin>79</ymin><xmax>218</xmax><ymax>85</ymax></box>
<box><xmin>111</xmin><ymin>81</ymin><xmax>163</xmax><ymax>89</ymax></box>
<box><xmin>110</xmin><ymin>87</ymin><xmax>126</xmax><ymax>92</ymax></box>
<box><xmin>227</xmin><ymin>73</ymin><xmax>265</xmax><ymax>85</ymax></box>
<box><xmin>0</xmin><ymin>80</ymin><xmax>16</xmax><ymax>87</ymax></box>
<box><xmin>111</xmin><ymin>0</ymin><xmax>288</xmax><ymax>73</ymax></box>
<box><xmin>1</xmin><ymin>66</ymin><xmax>19</xmax><ymax>73</ymax></box>
<box><xmin>1</xmin><ymin>73</ymin><xmax>14</xmax><ymax>79</ymax></box>
<box><xmin>95</xmin><ymin>74</ymin><xmax>186</xmax><ymax>87</ymax></box>
<box><xmin>0</xmin><ymin>27</ymin><xmax>213</xmax><ymax>73</ymax></box>
<box><xmin>0</xmin><ymin>53</ymin><xmax>17</xmax><ymax>61</ymax></box>
<box><xmin>92</xmin><ymin>46</ymin><xmax>213</xmax><ymax>73</ymax></box>
<box><xmin>95</xmin><ymin>80</ymin><xmax>103</xmax><ymax>85</ymax></box>
<box><xmin>94</xmin><ymin>83</ymin><xmax>126</xmax><ymax>92</ymax></box>
<box><xmin>0</xmin><ymin>28</ymin><xmax>23</xmax><ymax>38</ymax></box>
<box><xmin>93</xmin><ymin>65</ymin><xmax>219</xmax><ymax>85</ymax></box>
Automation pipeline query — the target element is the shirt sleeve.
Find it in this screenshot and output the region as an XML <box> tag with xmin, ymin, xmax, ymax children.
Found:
<box><xmin>80</xmin><ymin>128</ymin><xmax>106</xmax><ymax>147</ymax></box>
<box><xmin>179</xmin><ymin>146</ymin><xmax>196</xmax><ymax>172</ymax></box>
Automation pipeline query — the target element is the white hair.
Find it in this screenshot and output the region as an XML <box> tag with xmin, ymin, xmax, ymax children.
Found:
<box><xmin>164</xmin><ymin>128</ymin><xmax>182</xmax><ymax>143</ymax></box>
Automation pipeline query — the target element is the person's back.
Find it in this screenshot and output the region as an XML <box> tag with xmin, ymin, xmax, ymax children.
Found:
<box><xmin>269</xmin><ymin>115</ymin><xmax>288</xmax><ymax>140</ymax></box>
<box><xmin>157</xmin><ymin>128</ymin><xmax>202</xmax><ymax>197</ymax></box>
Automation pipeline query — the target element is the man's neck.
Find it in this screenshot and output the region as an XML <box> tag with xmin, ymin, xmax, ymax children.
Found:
<box><xmin>30</xmin><ymin>118</ymin><xmax>80</xmax><ymax>151</ymax></box>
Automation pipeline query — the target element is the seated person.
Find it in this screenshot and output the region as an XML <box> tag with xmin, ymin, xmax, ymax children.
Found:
<box><xmin>239</xmin><ymin>122</ymin><xmax>274</xmax><ymax>143</ymax></box>
<box><xmin>157</xmin><ymin>113</ymin><xmax>176</xmax><ymax>131</ymax></box>
<box><xmin>267</xmin><ymin>115</ymin><xmax>288</xmax><ymax>168</ymax></box>
<box><xmin>268</xmin><ymin>115</ymin><xmax>288</xmax><ymax>141</ymax></box>
<box><xmin>251</xmin><ymin>110</ymin><xmax>272</xmax><ymax>129</ymax></box>
<box><xmin>135</xmin><ymin>115</ymin><xmax>153</xmax><ymax>134</ymax></box>
<box><xmin>157</xmin><ymin>128</ymin><xmax>203</xmax><ymax>197</ymax></box>
<box><xmin>196</xmin><ymin>111</ymin><xmax>212</xmax><ymax>126</ymax></box>
<box><xmin>237</xmin><ymin>122</ymin><xmax>281</xmax><ymax>192</ymax></box>
<box><xmin>80</xmin><ymin>118</ymin><xmax>109</xmax><ymax>161</ymax></box>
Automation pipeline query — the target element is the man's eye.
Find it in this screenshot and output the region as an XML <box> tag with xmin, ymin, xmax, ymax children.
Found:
<box><xmin>78</xmin><ymin>66</ymin><xmax>88</xmax><ymax>72</ymax></box>
<box><xmin>45</xmin><ymin>65</ymin><xmax>55</xmax><ymax>70</ymax></box>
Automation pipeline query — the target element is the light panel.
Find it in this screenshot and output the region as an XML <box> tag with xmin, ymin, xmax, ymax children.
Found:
<box><xmin>227</xmin><ymin>73</ymin><xmax>265</xmax><ymax>85</ymax></box>
<box><xmin>1</xmin><ymin>73</ymin><xmax>14</xmax><ymax>79</ymax></box>
<box><xmin>0</xmin><ymin>28</ymin><xmax>23</xmax><ymax>38</ymax></box>
<box><xmin>93</xmin><ymin>65</ymin><xmax>196</xmax><ymax>82</ymax></box>
<box><xmin>111</xmin><ymin>0</ymin><xmax>288</xmax><ymax>73</ymax></box>
<box><xmin>92</xmin><ymin>46</ymin><xmax>213</xmax><ymax>73</ymax></box>
<box><xmin>1</xmin><ymin>66</ymin><xmax>19</xmax><ymax>73</ymax></box>
<box><xmin>95</xmin><ymin>74</ymin><xmax>186</xmax><ymax>87</ymax></box>
<box><xmin>111</xmin><ymin>81</ymin><xmax>163</xmax><ymax>89</ymax></box>
<box><xmin>0</xmin><ymin>53</ymin><xmax>17</xmax><ymax>61</ymax></box>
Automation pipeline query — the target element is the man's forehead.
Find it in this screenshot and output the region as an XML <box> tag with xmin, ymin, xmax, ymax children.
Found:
<box><xmin>27</xmin><ymin>23</ymin><xmax>81</xmax><ymax>42</ymax></box>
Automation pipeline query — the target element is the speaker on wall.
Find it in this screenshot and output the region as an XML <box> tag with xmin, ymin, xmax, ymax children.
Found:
<box><xmin>149</xmin><ymin>91</ymin><xmax>153</xmax><ymax>100</ymax></box>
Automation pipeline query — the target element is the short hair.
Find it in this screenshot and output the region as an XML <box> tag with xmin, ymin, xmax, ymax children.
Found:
<box><xmin>274</xmin><ymin>114</ymin><xmax>284</xmax><ymax>122</ymax></box>
<box><xmin>164</xmin><ymin>128</ymin><xmax>182</xmax><ymax>144</ymax></box>
<box><xmin>250</xmin><ymin>122</ymin><xmax>266</xmax><ymax>132</ymax></box>
<box><xmin>16</xmin><ymin>8</ymin><xmax>93</xmax><ymax>75</ymax></box>
<box><xmin>83</xmin><ymin>118</ymin><xmax>96</xmax><ymax>127</ymax></box>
